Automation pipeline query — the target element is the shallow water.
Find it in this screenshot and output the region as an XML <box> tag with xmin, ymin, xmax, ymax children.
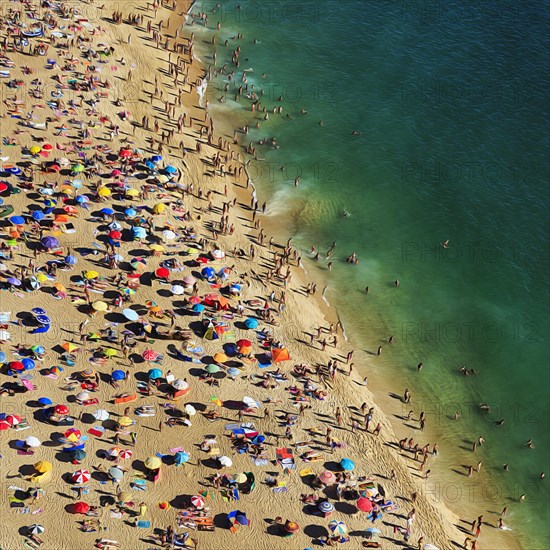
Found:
<box><xmin>187</xmin><ymin>1</ymin><xmax>549</xmax><ymax>546</ymax></box>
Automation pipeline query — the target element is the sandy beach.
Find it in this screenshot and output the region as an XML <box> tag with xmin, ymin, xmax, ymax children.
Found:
<box><xmin>0</xmin><ymin>1</ymin><xmax>521</xmax><ymax>549</ymax></box>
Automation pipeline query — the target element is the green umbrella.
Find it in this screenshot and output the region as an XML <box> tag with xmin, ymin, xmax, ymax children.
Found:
<box><xmin>205</xmin><ymin>364</ymin><xmax>221</xmax><ymax>374</ymax></box>
<box><xmin>72</xmin><ymin>164</ymin><xmax>85</xmax><ymax>173</ymax></box>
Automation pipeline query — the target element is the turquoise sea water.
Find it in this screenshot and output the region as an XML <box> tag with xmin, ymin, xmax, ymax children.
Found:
<box><xmin>188</xmin><ymin>1</ymin><xmax>549</xmax><ymax>546</ymax></box>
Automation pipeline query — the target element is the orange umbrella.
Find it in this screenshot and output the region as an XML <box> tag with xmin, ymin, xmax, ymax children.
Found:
<box><xmin>55</xmin><ymin>214</ymin><xmax>69</xmax><ymax>223</ymax></box>
<box><xmin>272</xmin><ymin>348</ymin><xmax>290</xmax><ymax>362</ymax></box>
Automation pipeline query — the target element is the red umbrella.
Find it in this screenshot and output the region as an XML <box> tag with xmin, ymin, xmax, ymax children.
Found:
<box><xmin>73</xmin><ymin>501</ymin><xmax>90</xmax><ymax>514</ymax></box>
<box><xmin>155</xmin><ymin>267</ymin><xmax>169</xmax><ymax>279</ymax></box>
<box><xmin>65</xmin><ymin>428</ymin><xmax>81</xmax><ymax>439</ymax></box>
<box><xmin>119</xmin><ymin>149</ymin><xmax>132</xmax><ymax>158</ymax></box>
<box><xmin>188</xmin><ymin>296</ymin><xmax>202</xmax><ymax>304</ymax></box>
<box><xmin>109</xmin><ymin>230</ymin><xmax>122</xmax><ymax>240</ymax></box>
<box><xmin>0</xmin><ymin>183</ymin><xmax>9</xmax><ymax>193</ymax></box>
<box><xmin>142</xmin><ymin>349</ymin><xmax>159</xmax><ymax>362</ymax></box>
<box><xmin>6</xmin><ymin>414</ymin><xmax>22</xmax><ymax>426</ymax></box>
<box><xmin>0</xmin><ymin>421</ymin><xmax>10</xmax><ymax>430</ymax></box>
<box><xmin>356</xmin><ymin>497</ymin><xmax>373</xmax><ymax>513</ymax></box>
<box><xmin>42</xmin><ymin>143</ymin><xmax>53</xmax><ymax>151</ymax></box>
<box><xmin>111</xmin><ymin>169</ymin><xmax>122</xmax><ymax>176</ymax></box>
<box><xmin>72</xmin><ymin>469</ymin><xmax>91</xmax><ymax>484</ymax></box>
<box><xmin>237</xmin><ymin>339</ymin><xmax>252</xmax><ymax>348</ymax></box>
<box><xmin>196</xmin><ymin>257</ymin><xmax>208</xmax><ymax>264</ymax></box>
<box><xmin>9</xmin><ymin>361</ymin><xmax>24</xmax><ymax>371</ymax></box>
<box><xmin>54</xmin><ymin>404</ymin><xmax>69</xmax><ymax>415</ymax></box>
<box><xmin>49</xmin><ymin>164</ymin><xmax>60</xmax><ymax>172</ymax></box>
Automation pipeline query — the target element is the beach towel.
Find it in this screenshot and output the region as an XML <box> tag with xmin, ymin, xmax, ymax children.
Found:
<box><xmin>136</xmin><ymin>520</ymin><xmax>151</xmax><ymax>528</ymax></box>
<box><xmin>276</xmin><ymin>447</ymin><xmax>296</xmax><ymax>471</ymax></box>
<box><xmin>88</xmin><ymin>426</ymin><xmax>105</xmax><ymax>437</ymax></box>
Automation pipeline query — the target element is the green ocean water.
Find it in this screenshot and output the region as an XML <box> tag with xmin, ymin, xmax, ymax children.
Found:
<box><xmin>187</xmin><ymin>1</ymin><xmax>549</xmax><ymax>546</ymax></box>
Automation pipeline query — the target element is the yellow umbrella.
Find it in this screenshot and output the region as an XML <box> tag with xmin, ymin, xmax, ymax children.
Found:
<box><xmin>149</xmin><ymin>244</ymin><xmax>164</xmax><ymax>252</ymax></box>
<box><xmin>92</xmin><ymin>300</ymin><xmax>108</xmax><ymax>311</ymax></box>
<box><xmin>29</xmin><ymin>145</ymin><xmax>41</xmax><ymax>155</ymax></box>
<box><xmin>36</xmin><ymin>273</ymin><xmax>48</xmax><ymax>283</ymax></box>
<box><xmin>54</xmin><ymin>282</ymin><xmax>66</xmax><ymax>292</ymax></box>
<box><xmin>118</xmin><ymin>416</ymin><xmax>133</xmax><ymax>427</ymax></box>
<box><xmin>116</xmin><ymin>491</ymin><xmax>133</xmax><ymax>503</ymax></box>
<box><xmin>34</xmin><ymin>461</ymin><xmax>52</xmax><ymax>473</ymax></box>
<box><xmin>98</xmin><ymin>187</ymin><xmax>111</xmax><ymax>197</ymax></box>
<box><xmin>213</xmin><ymin>352</ymin><xmax>228</xmax><ymax>363</ymax></box>
<box><xmin>152</xmin><ymin>203</ymin><xmax>165</xmax><ymax>214</ymax></box>
<box><xmin>67</xmin><ymin>433</ymin><xmax>80</xmax><ymax>443</ymax></box>
<box><xmin>144</xmin><ymin>456</ymin><xmax>161</xmax><ymax>470</ymax></box>
<box><xmin>62</xmin><ymin>342</ymin><xmax>79</xmax><ymax>353</ymax></box>
<box><xmin>157</xmin><ymin>175</ymin><xmax>169</xmax><ymax>184</ymax></box>
<box><xmin>84</xmin><ymin>271</ymin><xmax>99</xmax><ymax>279</ymax></box>
<box><xmin>126</xmin><ymin>189</ymin><xmax>139</xmax><ymax>197</ymax></box>
<box><xmin>104</xmin><ymin>348</ymin><xmax>118</xmax><ymax>357</ymax></box>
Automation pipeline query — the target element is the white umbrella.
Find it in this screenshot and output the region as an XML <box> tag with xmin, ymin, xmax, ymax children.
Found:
<box><xmin>172</xmin><ymin>379</ymin><xmax>189</xmax><ymax>391</ymax></box>
<box><xmin>162</xmin><ymin>230</ymin><xmax>176</xmax><ymax>240</ymax></box>
<box><xmin>184</xmin><ymin>404</ymin><xmax>196</xmax><ymax>416</ymax></box>
<box><xmin>0</xmin><ymin>329</ymin><xmax>11</xmax><ymax>340</ymax></box>
<box><xmin>424</xmin><ymin>545</ymin><xmax>440</xmax><ymax>550</ymax></box>
<box><xmin>76</xmin><ymin>391</ymin><xmax>90</xmax><ymax>401</ymax></box>
<box><xmin>211</xmin><ymin>249</ymin><xmax>225</xmax><ymax>260</ymax></box>
<box><xmin>122</xmin><ymin>308</ymin><xmax>139</xmax><ymax>321</ymax></box>
<box><xmin>171</xmin><ymin>284</ymin><xmax>184</xmax><ymax>295</ymax></box>
<box><xmin>93</xmin><ymin>409</ymin><xmax>110</xmax><ymax>421</ymax></box>
<box><xmin>243</xmin><ymin>396</ymin><xmax>260</xmax><ymax>409</ymax></box>
<box><xmin>218</xmin><ymin>455</ymin><xmax>232</xmax><ymax>467</ymax></box>
<box><xmin>25</xmin><ymin>436</ymin><xmax>41</xmax><ymax>448</ymax></box>
<box><xmin>29</xmin><ymin>524</ymin><xmax>45</xmax><ymax>535</ymax></box>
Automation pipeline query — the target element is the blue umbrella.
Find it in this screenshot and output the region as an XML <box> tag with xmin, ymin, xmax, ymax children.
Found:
<box><xmin>0</xmin><ymin>351</ymin><xmax>6</xmax><ymax>363</ymax></box>
<box><xmin>244</xmin><ymin>318</ymin><xmax>259</xmax><ymax>329</ymax></box>
<box><xmin>31</xmin><ymin>345</ymin><xmax>45</xmax><ymax>354</ymax></box>
<box><xmin>111</xmin><ymin>370</ymin><xmax>126</xmax><ymax>381</ymax></box>
<box><xmin>227</xmin><ymin>367</ymin><xmax>240</xmax><ymax>378</ymax></box>
<box><xmin>22</xmin><ymin>358</ymin><xmax>35</xmax><ymax>370</ymax></box>
<box><xmin>38</xmin><ymin>397</ymin><xmax>53</xmax><ymax>406</ymax></box>
<box><xmin>151</xmin><ymin>155</ymin><xmax>162</xmax><ymax>163</ymax></box>
<box><xmin>31</xmin><ymin>308</ymin><xmax>47</xmax><ymax>315</ymax></box>
<box><xmin>318</xmin><ymin>500</ymin><xmax>335</xmax><ymax>514</ymax></box>
<box><xmin>0</xmin><ymin>198</ymin><xmax>3</xmax><ymax>205</ymax></box>
<box><xmin>144</xmin><ymin>160</ymin><xmax>155</xmax><ymax>170</ymax></box>
<box><xmin>148</xmin><ymin>368</ymin><xmax>163</xmax><ymax>380</ymax></box>
<box><xmin>10</xmin><ymin>215</ymin><xmax>25</xmax><ymax>225</ymax></box>
<box><xmin>35</xmin><ymin>315</ymin><xmax>51</xmax><ymax>325</ymax></box>
<box><xmin>174</xmin><ymin>451</ymin><xmax>190</xmax><ymax>465</ymax></box>
<box><xmin>192</xmin><ymin>304</ymin><xmax>205</xmax><ymax>313</ymax></box>
<box><xmin>100</xmin><ymin>207</ymin><xmax>114</xmax><ymax>216</ymax></box>
<box><xmin>124</xmin><ymin>207</ymin><xmax>137</xmax><ymax>218</ymax></box>
<box><xmin>8</xmin><ymin>167</ymin><xmax>21</xmax><ymax>175</ymax></box>
<box><xmin>164</xmin><ymin>165</ymin><xmax>177</xmax><ymax>174</ymax></box>
<box><xmin>340</xmin><ymin>458</ymin><xmax>355</xmax><ymax>471</ymax></box>
<box><xmin>65</xmin><ymin>255</ymin><xmax>77</xmax><ymax>265</ymax></box>
<box><xmin>132</xmin><ymin>227</ymin><xmax>146</xmax><ymax>239</ymax></box>
<box><xmin>69</xmin><ymin>449</ymin><xmax>86</xmax><ymax>460</ymax></box>
<box><xmin>75</xmin><ymin>195</ymin><xmax>89</xmax><ymax>204</ymax></box>
<box><xmin>32</xmin><ymin>210</ymin><xmax>45</xmax><ymax>221</ymax></box>
<box><xmin>44</xmin><ymin>199</ymin><xmax>56</xmax><ymax>207</ymax></box>
<box><xmin>41</xmin><ymin>236</ymin><xmax>59</xmax><ymax>249</ymax></box>
<box><xmin>201</xmin><ymin>266</ymin><xmax>215</xmax><ymax>280</ymax></box>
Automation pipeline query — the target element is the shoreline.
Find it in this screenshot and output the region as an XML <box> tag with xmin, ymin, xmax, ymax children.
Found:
<box><xmin>184</xmin><ymin>5</ymin><xmax>530</xmax><ymax>550</ymax></box>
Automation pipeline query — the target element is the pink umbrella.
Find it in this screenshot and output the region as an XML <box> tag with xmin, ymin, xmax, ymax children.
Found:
<box><xmin>191</xmin><ymin>495</ymin><xmax>205</xmax><ymax>509</ymax></box>
<box><xmin>142</xmin><ymin>349</ymin><xmax>159</xmax><ymax>362</ymax></box>
<box><xmin>72</xmin><ymin>469</ymin><xmax>91</xmax><ymax>484</ymax></box>
<box><xmin>119</xmin><ymin>449</ymin><xmax>133</xmax><ymax>459</ymax></box>
<box><xmin>22</xmin><ymin>379</ymin><xmax>35</xmax><ymax>391</ymax></box>
<box><xmin>318</xmin><ymin>471</ymin><xmax>336</xmax><ymax>485</ymax></box>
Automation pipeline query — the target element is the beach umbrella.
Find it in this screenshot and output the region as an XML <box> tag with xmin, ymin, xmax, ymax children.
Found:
<box><xmin>126</xmin><ymin>188</ymin><xmax>139</xmax><ymax>197</ymax></box>
<box><xmin>65</xmin><ymin>255</ymin><xmax>77</xmax><ymax>265</ymax></box>
<box><xmin>191</xmin><ymin>495</ymin><xmax>205</xmax><ymax>509</ymax></box>
<box><xmin>328</xmin><ymin>520</ymin><xmax>348</xmax><ymax>535</ymax></box>
<box><xmin>234</xmin><ymin>511</ymin><xmax>249</xmax><ymax>526</ymax></box>
<box><xmin>69</xmin><ymin>449</ymin><xmax>86</xmax><ymax>461</ymax></box>
<box><xmin>144</xmin><ymin>160</ymin><xmax>155</xmax><ymax>170</ymax></box>
<box><xmin>182</xmin><ymin>275</ymin><xmax>196</xmax><ymax>286</ymax></box>
<box><xmin>34</xmin><ymin>461</ymin><xmax>52</xmax><ymax>474</ymax></box>
<box><xmin>144</xmin><ymin>456</ymin><xmax>161</xmax><ymax>470</ymax></box>
<box><xmin>6</xmin><ymin>414</ymin><xmax>22</xmax><ymax>426</ymax></box>
<box><xmin>10</xmin><ymin>215</ymin><xmax>25</xmax><ymax>225</ymax></box>
<box><xmin>211</xmin><ymin>249</ymin><xmax>225</xmax><ymax>260</ymax></box>
<box><xmin>340</xmin><ymin>458</ymin><xmax>355</xmax><ymax>471</ymax></box>
<box><xmin>423</xmin><ymin>546</ymin><xmax>440</xmax><ymax>550</ymax></box>
<box><xmin>9</xmin><ymin>361</ymin><xmax>24</xmax><ymax>371</ymax></box>
<box><xmin>164</xmin><ymin>165</ymin><xmax>177</xmax><ymax>174</ymax></box>
<box><xmin>237</xmin><ymin>339</ymin><xmax>252</xmax><ymax>348</ymax></box>
<box><xmin>29</xmin><ymin>145</ymin><xmax>42</xmax><ymax>155</ymax></box>
<box><xmin>172</xmin><ymin>379</ymin><xmax>189</xmax><ymax>391</ymax></box>
<box><xmin>28</xmin><ymin>524</ymin><xmax>44</xmax><ymax>535</ymax></box>
<box><xmin>184</xmin><ymin>404</ymin><xmax>196</xmax><ymax>416</ymax></box>
<box><xmin>81</xmin><ymin>369</ymin><xmax>96</xmax><ymax>379</ymax></box>
<box><xmin>192</xmin><ymin>304</ymin><xmax>205</xmax><ymax>313</ymax></box>
<box><xmin>116</xmin><ymin>491</ymin><xmax>133</xmax><ymax>504</ymax></box>
<box><xmin>122</xmin><ymin>308</ymin><xmax>139</xmax><ymax>321</ymax></box>
<box><xmin>104</xmin><ymin>348</ymin><xmax>118</xmax><ymax>357</ymax></box>
<box><xmin>152</xmin><ymin>203</ymin><xmax>165</xmax><ymax>214</ymax></box>
<box><xmin>162</xmin><ymin>229</ymin><xmax>176</xmax><ymax>240</ymax></box>
<box><xmin>22</xmin><ymin>358</ymin><xmax>35</xmax><ymax>370</ymax></box>
<box><xmin>147</xmin><ymin>368</ymin><xmax>163</xmax><ymax>380</ymax></box>
<box><xmin>233</xmin><ymin>473</ymin><xmax>247</xmax><ymax>484</ymax></box>
<box><xmin>31</xmin><ymin>345</ymin><xmax>45</xmax><ymax>354</ymax></box>
<box><xmin>25</xmin><ymin>436</ymin><xmax>41</xmax><ymax>448</ymax></box>
<box><xmin>38</xmin><ymin>397</ymin><xmax>52</xmax><ymax>406</ymax></box>
<box><xmin>201</xmin><ymin>266</ymin><xmax>215</xmax><ymax>280</ymax></box>
<box><xmin>152</xmin><ymin>155</ymin><xmax>162</xmax><ymax>163</ymax></box>
<box><xmin>0</xmin><ymin>351</ymin><xmax>5</xmax><ymax>363</ymax></box>
<box><xmin>227</xmin><ymin>367</ymin><xmax>241</xmax><ymax>378</ymax></box>
<box><xmin>72</xmin><ymin>164</ymin><xmax>84</xmax><ymax>173</ymax></box>
<box><xmin>142</xmin><ymin>349</ymin><xmax>159</xmax><ymax>361</ymax></box>
<box><xmin>72</xmin><ymin>469</ymin><xmax>91</xmax><ymax>484</ymax></box>
<box><xmin>93</xmin><ymin>409</ymin><xmax>109</xmax><ymax>421</ymax></box>
<box><xmin>65</xmin><ymin>428</ymin><xmax>82</xmax><ymax>440</ymax></box>
<box><xmin>244</xmin><ymin>318</ymin><xmax>259</xmax><ymax>329</ymax></box>
<box><xmin>98</xmin><ymin>187</ymin><xmax>111</xmax><ymax>197</ymax></box>
<box><xmin>174</xmin><ymin>451</ymin><xmax>190</xmax><ymax>465</ymax></box>
<box><xmin>205</xmin><ymin>364</ymin><xmax>221</xmax><ymax>374</ymax></box>
<box><xmin>356</xmin><ymin>497</ymin><xmax>373</xmax><ymax>513</ymax></box>
<box><xmin>7</xmin><ymin>278</ymin><xmax>22</xmax><ymax>287</ymax></box>
<box><xmin>155</xmin><ymin>267</ymin><xmax>170</xmax><ymax>280</ymax></box>
<box><xmin>84</xmin><ymin>270</ymin><xmax>99</xmax><ymax>280</ymax></box>
<box><xmin>213</xmin><ymin>352</ymin><xmax>228</xmax><ymax>364</ymax></box>
<box><xmin>284</xmin><ymin>521</ymin><xmax>300</xmax><ymax>534</ymax></box>
<box><xmin>318</xmin><ymin>500</ymin><xmax>335</xmax><ymax>514</ymax></box>
<box><xmin>55</xmin><ymin>214</ymin><xmax>69</xmax><ymax>223</ymax></box>
<box><xmin>124</xmin><ymin>207</ymin><xmax>137</xmax><ymax>218</ymax></box>
<box><xmin>272</xmin><ymin>348</ymin><xmax>290</xmax><ymax>362</ymax></box>
<box><xmin>318</xmin><ymin>471</ymin><xmax>336</xmax><ymax>485</ymax></box>
<box><xmin>132</xmin><ymin>227</ymin><xmax>147</xmax><ymax>239</ymax></box>
<box><xmin>170</xmin><ymin>284</ymin><xmax>184</xmax><ymax>295</ymax></box>
<box><xmin>73</xmin><ymin>502</ymin><xmax>90</xmax><ymax>514</ymax></box>
<box><xmin>119</xmin><ymin>449</ymin><xmax>133</xmax><ymax>459</ymax></box>
<box><xmin>40</xmin><ymin>236</ymin><xmax>59</xmax><ymax>249</ymax></box>
<box><xmin>92</xmin><ymin>300</ymin><xmax>108</xmax><ymax>311</ymax></box>
<box><xmin>218</xmin><ymin>456</ymin><xmax>232</xmax><ymax>467</ymax></box>
<box><xmin>109</xmin><ymin>230</ymin><xmax>122</xmax><ymax>240</ymax></box>
<box><xmin>0</xmin><ymin>329</ymin><xmax>10</xmax><ymax>341</ymax></box>
<box><xmin>365</xmin><ymin>528</ymin><xmax>381</xmax><ymax>536</ymax></box>
<box><xmin>54</xmin><ymin>404</ymin><xmax>69</xmax><ymax>415</ymax></box>
<box><xmin>32</xmin><ymin>210</ymin><xmax>45</xmax><ymax>221</ymax></box>
<box><xmin>118</xmin><ymin>416</ymin><xmax>134</xmax><ymax>427</ymax></box>
<box><xmin>99</xmin><ymin>207</ymin><xmax>115</xmax><ymax>216</ymax></box>
<box><xmin>111</xmin><ymin>370</ymin><xmax>125</xmax><ymax>381</ymax></box>
<box><xmin>109</xmin><ymin>467</ymin><xmax>124</xmax><ymax>480</ymax></box>
<box><xmin>119</xmin><ymin>148</ymin><xmax>132</xmax><ymax>158</ymax></box>
<box><xmin>0</xmin><ymin>421</ymin><xmax>10</xmax><ymax>430</ymax></box>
